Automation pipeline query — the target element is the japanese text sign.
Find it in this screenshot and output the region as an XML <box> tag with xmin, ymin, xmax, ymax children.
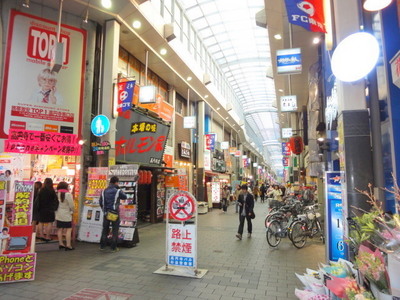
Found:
<box><xmin>0</xmin><ymin>253</ymin><xmax>37</xmax><ymax>283</ymax></box>
<box><xmin>167</xmin><ymin>224</ymin><xmax>196</xmax><ymax>267</ymax></box>
<box><xmin>6</xmin><ymin>129</ymin><xmax>80</xmax><ymax>156</ymax></box>
<box><xmin>12</xmin><ymin>181</ymin><xmax>34</xmax><ymax>226</ymax></box>
<box><xmin>117</xmin><ymin>81</ymin><xmax>136</xmax><ymax>113</ymax></box>
<box><xmin>116</xmin><ymin>110</ymin><xmax>170</xmax><ymax>165</ymax></box>
<box><xmin>86</xmin><ymin>168</ymin><xmax>108</xmax><ymax>198</ymax></box>
<box><xmin>280</xmin><ymin>95</ymin><xmax>298</xmax><ymax>112</ymax></box>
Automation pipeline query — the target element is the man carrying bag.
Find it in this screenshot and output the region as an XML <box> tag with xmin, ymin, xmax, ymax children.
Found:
<box><xmin>99</xmin><ymin>176</ymin><xmax>127</xmax><ymax>252</ymax></box>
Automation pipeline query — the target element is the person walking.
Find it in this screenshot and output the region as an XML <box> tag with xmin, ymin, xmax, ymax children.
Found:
<box><xmin>253</xmin><ymin>184</ymin><xmax>260</xmax><ymax>202</ymax></box>
<box><xmin>235</xmin><ymin>184</ymin><xmax>254</xmax><ymax>240</ymax></box>
<box><xmin>37</xmin><ymin>178</ymin><xmax>58</xmax><ymax>242</ymax></box>
<box><xmin>55</xmin><ymin>182</ymin><xmax>75</xmax><ymax>250</ymax></box>
<box><xmin>260</xmin><ymin>183</ymin><xmax>267</xmax><ymax>203</ymax></box>
<box><xmin>234</xmin><ymin>184</ymin><xmax>241</xmax><ymax>213</ymax></box>
<box><xmin>221</xmin><ymin>185</ymin><xmax>230</xmax><ymax>213</ymax></box>
<box><xmin>99</xmin><ymin>176</ymin><xmax>127</xmax><ymax>252</ymax></box>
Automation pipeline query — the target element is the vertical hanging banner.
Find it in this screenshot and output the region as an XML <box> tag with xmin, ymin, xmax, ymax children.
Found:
<box><xmin>282</xmin><ymin>142</ymin><xmax>291</xmax><ymax>156</ymax></box>
<box><xmin>284</xmin><ymin>0</ymin><xmax>326</xmax><ymax>33</ymax></box>
<box><xmin>0</xmin><ymin>10</ymin><xmax>86</xmax><ymax>139</ymax></box>
<box><xmin>325</xmin><ymin>171</ymin><xmax>347</xmax><ymax>261</ymax></box>
<box><xmin>204</xmin><ymin>133</ymin><xmax>216</xmax><ymax>151</ymax></box>
<box><xmin>117</xmin><ymin>81</ymin><xmax>136</xmax><ymax>113</ymax></box>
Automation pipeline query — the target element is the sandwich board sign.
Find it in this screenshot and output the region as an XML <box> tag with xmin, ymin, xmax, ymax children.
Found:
<box><xmin>154</xmin><ymin>191</ymin><xmax>207</xmax><ymax>278</ymax></box>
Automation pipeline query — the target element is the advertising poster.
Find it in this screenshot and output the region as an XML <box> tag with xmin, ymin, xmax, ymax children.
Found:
<box><xmin>167</xmin><ymin>223</ymin><xmax>196</xmax><ymax>267</ymax></box>
<box><xmin>0</xmin><ymin>253</ymin><xmax>37</xmax><ymax>283</ymax></box>
<box><xmin>325</xmin><ymin>171</ymin><xmax>347</xmax><ymax>261</ymax></box>
<box><xmin>86</xmin><ymin>167</ymin><xmax>108</xmax><ymax>198</ymax></box>
<box><xmin>78</xmin><ymin>204</ymin><xmax>103</xmax><ymax>243</ymax></box>
<box><xmin>211</xmin><ymin>182</ymin><xmax>220</xmax><ymax>204</ymax></box>
<box><xmin>0</xmin><ymin>181</ymin><xmax>6</xmax><ymax>230</ymax></box>
<box><xmin>0</xmin><ymin>10</ymin><xmax>86</xmax><ymax>140</ymax></box>
<box><xmin>12</xmin><ymin>181</ymin><xmax>34</xmax><ymax>226</ymax></box>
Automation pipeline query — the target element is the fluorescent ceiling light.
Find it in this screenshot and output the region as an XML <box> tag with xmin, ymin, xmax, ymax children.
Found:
<box><xmin>160</xmin><ymin>48</ymin><xmax>167</xmax><ymax>55</ymax></box>
<box><xmin>274</xmin><ymin>34</ymin><xmax>282</xmax><ymax>40</ymax></box>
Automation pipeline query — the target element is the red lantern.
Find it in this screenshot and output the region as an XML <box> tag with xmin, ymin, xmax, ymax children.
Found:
<box><xmin>289</xmin><ymin>136</ymin><xmax>304</xmax><ymax>155</ymax></box>
<box><xmin>147</xmin><ymin>171</ymin><xmax>153</xmax><ymax>184</ymax></box>
<box><xmin>138</xmin><ymin>170</ymin><xmax>143</xmax><ymax>185</ymax></box>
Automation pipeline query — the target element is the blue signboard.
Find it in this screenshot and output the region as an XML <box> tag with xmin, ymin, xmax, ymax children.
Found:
<box><xmin>325</xmin><ymin>171</ymin><xmax>347</xmax><ymax>261</ymax></box>
<box><xmin>277</xmin><ymin>48</ymin><xmax>302</xmax><ymax>74</ymax></box>
<box><xmin>91</xmin><ymin>115</ymin><xmax>110</xmax><ymax>137</ymax></box>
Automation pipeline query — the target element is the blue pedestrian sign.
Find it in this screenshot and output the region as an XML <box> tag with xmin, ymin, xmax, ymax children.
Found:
<box><xmin>91</xmin><ymin>115</ymin><xmax>110</xmax><ymax>137</ymax></box>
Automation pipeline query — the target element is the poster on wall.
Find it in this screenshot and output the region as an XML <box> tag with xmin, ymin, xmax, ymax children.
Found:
<box><xmin>12</xmin><ymin>181</ymin><xmax>34</xmax><ymax>226</ymax></box>
<box><xmin>0</xmin><ymin>10</ymin><xmax>86</xmax><ymax>141</ymax></box>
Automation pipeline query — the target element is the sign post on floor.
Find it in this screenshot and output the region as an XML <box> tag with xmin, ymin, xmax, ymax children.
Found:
<box><xmin>154</xmin><ymin>191</ymin><xmax>207</xmax><ymax>278</ymax></box>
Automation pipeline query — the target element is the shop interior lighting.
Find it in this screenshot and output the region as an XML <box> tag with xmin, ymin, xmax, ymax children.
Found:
<box><xmin>317</xmin><ymin>137</ymin><xmax>325</xmax><ymax>142</ymax></box>
<box><xmin>101</xmin><ymin>0</ymin><xmax>112</xmax><ymax>9</ymax></box>
<box><xmin>331</xmin><ymin>32</ymin><xmax>379</xmax><ymax>82</ymax></box>
<box><xmin>363</xmin><ymin>0</ymin><xmax>392</xmax><ymax>11</ymax></box>
<box><xmin>22</xmin><ymin>0</ymin><xmax>30</xmax><ymax>8</ymax></box>
<box><xmin>132</xmin><ymin>20</ymin><xmax>141</xmax><ymax>29</ymax></box>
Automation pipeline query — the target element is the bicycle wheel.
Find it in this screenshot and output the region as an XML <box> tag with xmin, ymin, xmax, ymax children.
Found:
<box><xmin>266</xmin><ymin>220</ymin><xmax>282</xmax><ymax>247</ymax></box>
<box><xmin>290</xmin><ymin>221</ymin><xmax>307</xmax><ymax>249</ymax></box>
<box><xmin>314</xmin><ymin>219</ymin><xmax>325</xmax><ymax>244</ymax></box>
<box><xmin>264</xmin><ymin>212</ymin><xmax>282</xmax><ymax>228</ymax></box>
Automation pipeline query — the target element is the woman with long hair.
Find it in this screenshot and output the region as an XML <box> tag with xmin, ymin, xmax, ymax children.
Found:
<box><xmin>55</xmin><ymin>182</ymin><xmax>74</xmax><ymax>250</ymax></box>
<box><xmin>32</xmin><ymin>181</ymin><xmax>43</xmax><ymax>239</ymax></box>
<box><xmin>37</xmin><ymin>178</ymin><xmax>58</xmax><ymax>242</ymax></box>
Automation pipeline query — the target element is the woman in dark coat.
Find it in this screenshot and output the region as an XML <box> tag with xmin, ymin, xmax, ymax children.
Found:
<box><xmin>32</xmin><ymin>181</ymin><xmax>43</xmax><ymax>239</ymax></box>
<box><xmin>37</xmin><ymin>178</ymin><xmax>58</xmax><ymax>241</ymax></box>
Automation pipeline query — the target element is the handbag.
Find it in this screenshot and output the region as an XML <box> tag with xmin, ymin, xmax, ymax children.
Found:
<box><xmin>250</xmin><ymin>211</ymin><xmax>256</xmax><ymax>219</ymax></box>
<box><xmin>106</xmin><ymin>210</ymin><xmax>119</xmax><ymax>221</ymax></box>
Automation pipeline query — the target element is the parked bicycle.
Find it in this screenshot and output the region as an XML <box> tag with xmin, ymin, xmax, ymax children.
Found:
<box><xmin>290</xmin><ymin>204</ymin><xmax>325</xmax><ymax>249</ymax></box>
<box><xmin>265</xmin><ymin>201</ymin><xmax>302</xmax><ymax>247</ymax></box>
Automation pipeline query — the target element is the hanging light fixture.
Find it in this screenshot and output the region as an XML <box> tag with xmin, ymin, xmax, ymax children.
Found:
<box><xmin>22</xmin><ymin>0</ymin><xmax>30</xmax><ymax>8</ymax></box>
<box><xmin>363</xmin><ymin>0</ymin><xmax>392</xmax><ymax>11</ymax></box>
<box><xmin>83</xmin><ymin>9</ymin><xmax>89</xmax><ymax>23</ymax></box>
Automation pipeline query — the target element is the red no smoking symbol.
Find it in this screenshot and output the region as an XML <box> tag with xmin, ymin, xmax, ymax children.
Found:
<box><xmin>168</xmin><ymin>192</ymin><xmax>196</xmax><ymax>221</ymax></box>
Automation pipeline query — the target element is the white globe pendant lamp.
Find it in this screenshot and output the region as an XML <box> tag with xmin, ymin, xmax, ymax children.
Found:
<box><xmin>363</xmin><ymin>0</ymin><xmax>392</xmax><ymax>11</ymax></box>
<box><xmin>331</xmin><ymin>32</ymin><xmax>380</xmax><ymax>82</ymax></box>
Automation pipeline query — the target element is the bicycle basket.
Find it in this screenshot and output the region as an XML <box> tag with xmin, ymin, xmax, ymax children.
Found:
<box><xmin>307</xmin><ymin>212</ymin><xmax>316</xmax><ymax>220</ymax></box>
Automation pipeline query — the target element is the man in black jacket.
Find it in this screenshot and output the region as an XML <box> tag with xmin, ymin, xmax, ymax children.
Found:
<box><xmin>99</xmin><ymin>176</ymin><xmax>127</xmax><ymax>252</ymax></box>
<box><xmin>236</xmin><ymin>184</ymin><xmax>255</xmax><ymax>240</ymax></box>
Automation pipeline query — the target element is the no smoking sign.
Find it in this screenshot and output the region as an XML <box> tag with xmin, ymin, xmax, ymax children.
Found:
<box><xmin>168</xmin><ymin>191</ymin><xmax>196</xmax><ymax>221</ymax></box>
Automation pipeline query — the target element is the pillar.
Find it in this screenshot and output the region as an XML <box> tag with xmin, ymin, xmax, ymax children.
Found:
<box><xmin>196</xmin><ymin>100</ymin><xmax>205</xmax><ymax>201</ymax></box>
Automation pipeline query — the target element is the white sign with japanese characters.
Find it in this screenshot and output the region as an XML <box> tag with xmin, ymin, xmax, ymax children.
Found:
<box><xmin>280</xmin><ymin>95</ymin><xmax>298</xmax><ymax>112</ymax></box>
<box><xmin>167</xmin><ymin>224</ymin><xmax>196</xmax><ymax>267</ymax></box>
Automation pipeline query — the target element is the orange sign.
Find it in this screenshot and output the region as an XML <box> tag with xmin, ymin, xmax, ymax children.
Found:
<box><xmin>165</xmin><ymin>175</ymin><xmax>179</xmax><ymax>188</ymax></box>
<box><xmin>133</xmin><ymin>90</ymin><xmax>173</xmax><ymax>122</ymax></box>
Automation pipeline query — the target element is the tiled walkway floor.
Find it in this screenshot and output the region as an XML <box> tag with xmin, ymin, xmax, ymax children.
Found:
<box><xmin>0</xmin><ymin>200</ymin><xmax>325</xmax><ymax>300</ymax></box>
